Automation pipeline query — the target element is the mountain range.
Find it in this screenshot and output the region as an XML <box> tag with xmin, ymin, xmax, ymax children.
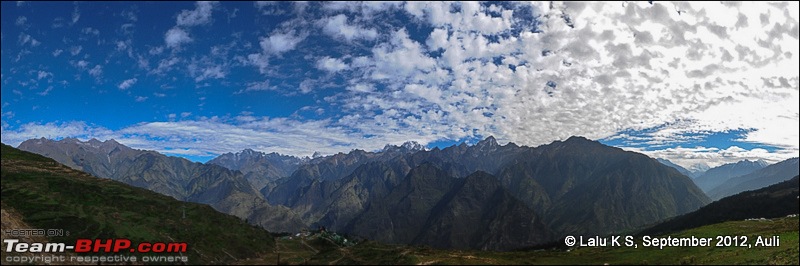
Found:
<box><xmin>692</xmin><ymin>159</ymin><xmax>769</xmax><ymax>193</ymax></box>
<box><xmin>17</xmin><ymin>137</ymin><xmax>305</xmax><ymax>233</ymax></box>
<box><xmin>0</xmin><ymin>143</ymin><xmax>276</xmax><ymax>264</ymax></box>
<box><xmin>207</xmin><ymin>148</ymin><xmax>306</xmax><ymax>194</ymax></box>
<box><xmin>18</xmin><ymin>136</ymin><xmax>714</xmax><ymax>250</ymax></box>
<box><xmin>4</xmin><ymin>142</ymin><xmax>797</xmax><ymax>264</ymax></box>
<box><xmin>707</xmin><ymin>158</ymin><xmax>799</xmax><ymax>200</ymax></box>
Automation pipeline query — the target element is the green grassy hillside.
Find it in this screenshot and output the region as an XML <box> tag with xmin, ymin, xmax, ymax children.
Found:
<box><xmin>1</xmin><ymin>143</ymin><xmax>274</xmax><ymax>264</ymax></box>
<box><xmin>257</xmin><ymin>216</ymin><xmax>797</xmax><ymax>265</ymax></box>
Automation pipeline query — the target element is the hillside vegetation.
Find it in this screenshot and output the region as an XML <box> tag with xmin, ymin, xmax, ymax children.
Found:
<box><xmin>244</xmin><ymin>217</ymin><xmax>798</xmax><ymax>265</ymax></box>
<box><xmin>1</xmin><ymin>144</ymin><xmax>275</xmax><ymax>264</ymax></box>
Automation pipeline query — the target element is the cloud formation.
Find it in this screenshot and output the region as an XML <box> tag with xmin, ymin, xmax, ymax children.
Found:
<box><xmin>176</xmin><ymin>1</ymin><xmax>216</xmax><ymax>27</ymax></box>
<box><xmin>1</xmin><ymin>1</ymin><xmax>797</xmax><ymax>166</ymax></box>
<box><xmin>320</xmin><ymin>14</ymin><xmax>378</xmax><ymax>42</ymax></box>
<box><xmin>165</xmin><ymin>27</ymin><xmax>192</xmax><ymax>48</ymax></box>
<box><xmin>118</xmin><ymin>78</ymin><xmax>137</xmax><ymax>90</ymax></box>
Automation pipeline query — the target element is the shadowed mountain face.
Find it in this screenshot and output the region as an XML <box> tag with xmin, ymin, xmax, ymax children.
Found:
<box><xmin>250</xmin><ymin>136</ymin><xmax>710</xmax><ymax>249</ymax></box>
<box><xmin>707</xmin><ymin>158</ymin><xmax>799</xmax><ymax>200</ymax></box>
<box><xmin>18</xmin><ymin>138</ymin><xmax>305</xmax><ymax>233</ymax></box>
<box><xmin>19</xmin><ymin>136</ymin><xmax>712</xmax><ymax>250</ymax></box>
<box><xmin>693</xmin><ymin>159</ymin><xmax>768</xmax><ymax>193</ymax></box>
<box><xmin>264</xmin><ymin>142</ymin><xmax>427</xmax><ymax>204</ymax></box>
<box><xmin>495</xmin><ymin>137</ymin><xmax>710</xmax><ymax>236</ymax></box>
<box><xmin>642</xmin><ymin>175</ymin><xmax>799</xmax><ymax>236</ymax></box>
<box><xmin>403</xmin><ymin>170</ymin><xmax>552</xmax><ymax>250</ymax></box>
<box><xmin>341</xmin><ymin>165</ymin><xmax>551</xmax><ymax>250</ymax></box>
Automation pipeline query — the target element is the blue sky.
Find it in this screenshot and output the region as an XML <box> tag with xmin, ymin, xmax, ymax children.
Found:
<box><xmin>2</xmin><ymin>1</ymin><xmax>798</xmax><ymax>168</ymax></box>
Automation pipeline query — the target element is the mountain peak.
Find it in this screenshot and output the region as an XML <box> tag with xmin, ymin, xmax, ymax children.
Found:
<box><xmin>727</xmin><ymin>159</ymin><xmax>770</xmax><ymax>169</ymax></box>
<box><xmin>564</xmin><ymin>136</ymin><xmax>592</xmax><ymax>143</ymax></box>
<box><xmin>737</xmin><ymin>159</ymin><xmax>769</xmax><ymax>168</ymax></box>
<box><xmin>61</xmin><ymin>137</ymin><xmax>81</xmax><ymax>143</ymax></box>
<box><xmin>240</xmin><ymin>148</ymin><xmax>260</xmax><ymax>156</ymax></box>
<box><xmin>99</xmin><ymin>139</ymin><xmax>127</xmax><ymax>151</ymax></box>
<box><xmin>551</xmin><ymin>136</ymin><xmax>600</xmax><ymax>148</ymax></box>
<box><xmin>476</xmin><ymin>136</ymin><xmax>498</xmax><ymax>148</ymax></box>
<box><xmin>688</xmin><ymin>162</ymin><xmax>710</xmax><ymax>173</ymax></box>
<box><xmin>382</xmin><ymin>141</ymin><xmax>426</xmax><ymax>153</ymax></box>
<box><xmin>401</xmin><ymin>141</ymin><xmax>425</xmax><ymax>151</ymax></box>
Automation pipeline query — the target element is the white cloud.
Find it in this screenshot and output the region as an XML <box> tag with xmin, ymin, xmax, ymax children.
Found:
<box><xmin>254</xmin><ymin>1</ymin><xmax>271</xmax><ymax>9</ymax></box>
<box><xmin>164</xmin><ymin>27</ymin><xmax>192</xmax><ymax>48</ymax></box>
<box><xmin>405</xmin><ymin>2</ymin><xmax>513</xmax><ymax>35</ymax></box>
<box><xmin>0</xmin><ymin>117</ymin><xmax>438</xmax><ymax>158</ymax></box>
<box><xmin>244</xmin><ymin>29</ymin><xmax>307</xmax><ymax>73</ymax></box>
<box><xmin>135</xmin><ymin>96</ymin><xmax>148</xmax><ymax>102</ymax></box>
<box><xmin>70</xmin><ymin>45</ymin><xmax>82</xmax><ymax>56</ymax></box>
<box><xmin>246</xmin><ymin>53</ymin><xmax>270</xmax><ymax>74</ymax></box>
<box><xmin>122</xmin><ymin>9</ymin><xmax>138</xmax><ymax>22</ymax></box>
<box><xmin>298</xmin><ymin>79</ymin><xmax>315</xmax><ymax>94</ymax></box>
<box><xmin>319</xmin><ymin>2</ymin><xmax>800</xmax><ymax>157</ymax></box>
<box><xmin>254</xmin><ymin>1</ymin><xmax>287</xmax><ymax>15</ymax></box>
<box><xmin>321</xmin><ymin>2</ymin><xmax>401</xmax><ymax>17</ymax></box>
<box><xmin>316</xmin><ymin>56</ymin><xmax>348</xmax><ymax>72</ymax></box>
<box><xmin>2</xmin><ymin>2</ymin><xmax>797</xmax><ymax>166</ymax></box>
<box><xmin>259</xmin><ymin>30</ymin><xmax>306</xmax><ymax>55</ymax></box>
<box><xmin>118</xmin><ymin>78</ymin><xmax>138</xmax><ymax>90</ymax></box>
<box><xmin>51</xmin><ymin>17</ymin><xmax>65</xmax><ymax>29</ymax></box>
<box><xmin>15</xmin><ymin>16</ymin><xmax>27</xmax><ymax>26</ymax></box>
<box><xmin>73</xmin><ymin>60</ymin><xmax>89</xmax><ymax>69</ymax></box>
<box><xmin>624</xmin><ymin>145</ymin><xmax>798</xmax><ymax>169</ymax></box>
<box><xmin>152</xmin><ymin>57</ymin><xmax>180</xmax><ymax>75</ymax></box>
<box><xmin>81</xmin><ymin>27</ymin><xmax>100</xmax><ymax>36</ymax></box>
<box><xmin>71</xmin><ymin>4</ymin><xmax>80</xmax><ymax>25</ymax></box>
<box><xmin>17</xmin><ymin>33</ymin><xmax>38</xmax><ymax>47</ymax></box>
<box><xmin>176</xmin><ymin>1</ymin><xmax>217</xmax><ymax>27</ymax></box>
<box><xmin>1</xmin><ymin>121</ymin><xmax>114</xmax><ymax>147</ymax></box>
<box><xmin>320</xmin><ymin>14</ymin><xmax>378</xmax><ymax>42</ymax></box>
<box><xmin>37</xmin><ymin>71</ymin><xmax>52</xmax><ymax>80</ymax></box>
<box><xmin>149</xmin><ymin>46</ymin><xmax>165</xmax><ymax>55</ymax></box>
<box><xmin>52</xmin><ymin>49</ymin><xmax>63</xmax><ymax>57</ymax></box>
<box><xmin>37</xmin><ymin>86</ymin><xmax>53</xmax><ymax>96</ymax></box>
<box><xmin>364</xmin><ymin>29</ymin><xmax>436</xmax><ymax>83</ymax></box>
<box><xmin>194</xmin><ymin>66</ymin><xmax>225</xmax><ymax>82</ymax></box>
<box><xmin>116</xmin><ymin>41</ymin><xmax>128</xmax><ymax>52</ymax></box>
<box><xmin>236</xmin><ymin>80</ymin><xmax>273</xmax><ymax>94</ymax></box>
<box><xmin>138</xmin><ymin>55</ymin><xmax>150</xmax><ymax>69</ymax></box>
<box><xmin>88</xmin><ymin>65</ymin><xmax>103</xmax><ymax>77</ymax></box>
